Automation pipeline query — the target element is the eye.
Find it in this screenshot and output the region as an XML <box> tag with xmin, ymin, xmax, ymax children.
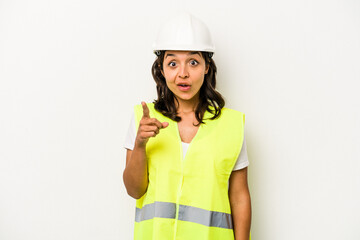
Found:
<box><xmin>168</xmin><ymin>61</ymin><xmax>176</xmax><ymax>67</ymax></box>
<box><xmin>190</xmin><ymin>60</ymin><xmax>199</xmax><ymax>66</ymax></box>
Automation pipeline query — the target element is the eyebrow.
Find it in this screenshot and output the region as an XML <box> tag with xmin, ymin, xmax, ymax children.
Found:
<box><xmin>165</xmin><ymin>51</ymin><xmax>201</xmax><ymax>58</ymax></box>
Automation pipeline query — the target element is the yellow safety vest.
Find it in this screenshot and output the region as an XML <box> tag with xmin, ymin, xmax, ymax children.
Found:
<box><xmin>133</xmin><ymin>102</ymin><xmax>248</xmax><ymax>240</ymax></box>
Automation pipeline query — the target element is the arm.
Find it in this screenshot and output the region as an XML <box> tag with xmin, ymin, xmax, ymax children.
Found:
<box><xmin>123</xmin><ymin>146</ymin><xmax>148</xmax><ymax>199</ymax></box>
<box><xmin>229</xmin><ymin>167</ymin><xmax>251</xmax><ymax>240</ymax></box>
<box><xmin>122</xmin><ymin>102</ymin><xmax>168</xmax><ymax>199</ymax></box>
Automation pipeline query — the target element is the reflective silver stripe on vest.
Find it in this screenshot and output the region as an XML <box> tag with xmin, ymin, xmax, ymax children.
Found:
<box><xmin>178</xmin><ymin>204</ymin><xmax>233</xmax><ymax>229</ymax></box>
<box><xmin>135</xmin><ymin>201</ymin><xmax>233</xmax><ymax>229</ymax></box>
<box><xmin>135</xmin><ymin>201</ymin><xmax>176</xmax><ymax>222</ymax></box>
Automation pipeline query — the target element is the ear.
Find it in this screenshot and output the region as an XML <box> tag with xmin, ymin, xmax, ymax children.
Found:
<box><xmin>157</xmin><ymin>63</ymin><xmax>164</xmax><ymax>75</ymax></box>
<box><xmin>160</xmin><ymin>66</ymin><xmax>164</xmax><ymax>76</ymax></box>
<box><xmin>205</xmin><ymin>64</ymin><xmax>210</xmax><ymax>74</ymax></box>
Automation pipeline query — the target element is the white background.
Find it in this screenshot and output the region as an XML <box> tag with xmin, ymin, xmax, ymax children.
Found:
<box><xmin>1</xmin><ymin>0</ymin><xmax>359</xmax><ymax>239</ymax></box>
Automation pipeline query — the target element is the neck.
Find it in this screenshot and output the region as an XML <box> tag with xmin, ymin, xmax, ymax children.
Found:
<box><xmin>175</xmin><ymin>97</ymin><xmax>199</xmax><ymax>114</ymax></box>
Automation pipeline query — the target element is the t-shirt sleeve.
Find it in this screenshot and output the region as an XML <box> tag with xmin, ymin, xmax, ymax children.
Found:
<box><xmin>123</xmin><ymin>112</ymin><xmax>136</xmax><ymax>150</ymax></box>
<box><xmin>232</xmin><ymin>134</ymin><xmax>249</xmax><ymax>171</ymax></box>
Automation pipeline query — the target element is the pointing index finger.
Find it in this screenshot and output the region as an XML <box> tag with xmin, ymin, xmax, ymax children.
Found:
<box><xmin>141</xmin><ymin>102</ymin><xmax>150</xmax><ymax>119</ymax></box>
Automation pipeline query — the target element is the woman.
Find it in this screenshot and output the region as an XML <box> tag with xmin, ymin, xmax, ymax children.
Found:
<box><xmin>123</xmin><ymin>13</ymin><xmax>251</xmax><ymax>240</ymax></box>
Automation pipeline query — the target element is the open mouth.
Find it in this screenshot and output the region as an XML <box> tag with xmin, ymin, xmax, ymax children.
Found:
<box><xmin>177</xmin><ymin>84</ymin><xmax>191</xmax><ymax>91</ymax></box>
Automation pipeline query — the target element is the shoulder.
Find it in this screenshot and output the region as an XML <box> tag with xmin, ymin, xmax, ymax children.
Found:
<box><xmin>221</xmin><ymin>107</ymin><xmax>245</xmax><ymax>120</ymax></box>
<box><xmin>203</xmin><ymin>105</ymin><xmax>244</xmax><ymax>124</ymax></box>
<box><xmin>216</xmin><ymin>107</ymin><xmax>245</xmax><ymax>128</ymax></box>
<box><xmin>222</xmin><ymin>107</ymin><xmax>244</xmax><ymax>115</ymax></box>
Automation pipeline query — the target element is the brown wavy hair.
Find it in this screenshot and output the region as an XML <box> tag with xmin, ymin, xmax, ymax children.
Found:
<box><xmin>151</xmin><ymin>51</ymin><xmax>225</xmax><ymax>126</ymax></box>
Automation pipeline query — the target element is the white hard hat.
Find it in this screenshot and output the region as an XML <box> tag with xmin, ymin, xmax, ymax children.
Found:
<box><xmin>152</xmin><ymin>13</ymin><xmax>215</xmax><ymax>55</ymax></box>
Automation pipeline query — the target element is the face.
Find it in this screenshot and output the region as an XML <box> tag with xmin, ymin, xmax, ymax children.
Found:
<box><xmin>161</xmin><ymin>51</ymin><xmax>209</xmax><ymax>104</ymax></box>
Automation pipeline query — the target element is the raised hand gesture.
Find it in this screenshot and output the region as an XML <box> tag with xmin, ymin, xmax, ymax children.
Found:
<box><xmin>135</xmin><ymin>102</ymin><xmax>169</xmax><ymax>148</ymax></box>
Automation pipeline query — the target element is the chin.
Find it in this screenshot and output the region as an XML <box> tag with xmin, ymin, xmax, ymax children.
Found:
<box><xmin>176</xmin><ymin>95</ymin><xmax>197</xmax><ymax>102</ymax></box>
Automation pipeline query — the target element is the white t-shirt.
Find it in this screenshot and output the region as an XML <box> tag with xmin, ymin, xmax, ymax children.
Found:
<box><xmin>124</xmin><ymin>113</ymin><xmax>249</xmax><ymax>171</ymax></box>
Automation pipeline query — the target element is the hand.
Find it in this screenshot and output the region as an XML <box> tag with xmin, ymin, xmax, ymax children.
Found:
<box><xmin>135</xmin><ymin>102</ymin><xmax>169</xmax><ymax>148</ymax></box>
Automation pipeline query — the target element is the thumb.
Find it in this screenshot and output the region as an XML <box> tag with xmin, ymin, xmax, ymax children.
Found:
<box><xmin>161</xmin><ymin>122</ymin><xmax>169</xmax><ymax>128</ymax></box>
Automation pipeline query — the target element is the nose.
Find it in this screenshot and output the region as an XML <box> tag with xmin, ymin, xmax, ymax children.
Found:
<box><xmin>178</xmin><ymin>64</ymin><xmax>189</xmax><ymax>78</ymax></box>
